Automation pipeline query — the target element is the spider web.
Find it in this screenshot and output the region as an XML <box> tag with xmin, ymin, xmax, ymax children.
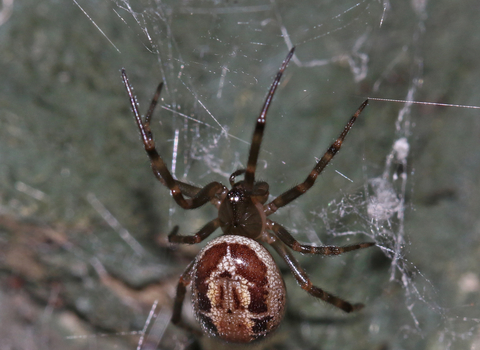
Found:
<box><xmin>1</xmin><ymin>0</ymin><xmax>480</xmax><ymax>349</ymax></box>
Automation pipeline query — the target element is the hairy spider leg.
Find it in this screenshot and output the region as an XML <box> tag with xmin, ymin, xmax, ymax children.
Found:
<box><xmin>267</xmin><ymin>233</ymin><xmax>364</xmax><ymax>313</ymax></box>
<box><xmin>170</xmin><ymin>260</ymin><xmax>203</xmax><ymax>335</ymax></box>
<box><xmin>168</xmin><ymin>218</ymin><xmax>221</xmax><ymax>244</ymax></box>
<box><xmin>121</xmin><ymin>69</ymin><xmax>227</xmax><ymax>210</ymax></box>
<box><xmin>244</xmin><ymin>47</ymin><xmax>296</xmax><ymax>191</ymax></box>
<box><xmin>267</xmin><ymin>220</ymin><xmax>375</xmax><ymax>255</ymax></box>
<box><xmin>264</xmin><ymin>99</ymin><xmax>369</xmax><ymax>216</ymax></box>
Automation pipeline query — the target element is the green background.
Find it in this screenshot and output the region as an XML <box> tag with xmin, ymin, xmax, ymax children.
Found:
<box><xmin>1</xmin><ymin>0</ymin><xmax>479</xmax><ymax>349</ymax></box>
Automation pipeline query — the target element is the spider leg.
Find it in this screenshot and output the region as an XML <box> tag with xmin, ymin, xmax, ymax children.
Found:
<box><xmin>266</xmin><ymin>233</ymin><xmax>364</xmax><ymax>313</ymax></box>
<box><xmin>229</xmin><ymin>169</ymin><xmax>246</xmax><ymax>186</ymax></box>
<box><xmin>171</xmin><ymin>260</ymin><xmax>202</xmax><ymax>336</ymax></box>
<box><xmin>264</xmin><ymin>100</ymin><xmax>368</xmax><ymax>216</ymax></box>
<box><xmin>267</xmin><ymin>220</ymin><xmax>375</xmax><ymax>255</ymax></box>
<box><xmin>244</xmin><ymin>47</ymin><xmax>295</xmax><ymax>191</ymax></box>
<box><xmin>175</xmin><ymin>180</ymin><xmax>203</xmax><ymax>197</ymax></box>
<box><xmin>169</xmin><ymin>218</ymin><xmax>221</xmax><ymax>244</ymax></box>
<box><xmin>122</xmin><ymin>69</ymin><xmax>226</xmax><ymax>209</ymax></box>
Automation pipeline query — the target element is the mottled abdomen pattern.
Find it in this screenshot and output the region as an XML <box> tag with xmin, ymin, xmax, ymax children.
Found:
<box><xmin>192</xmin><ymin>235</ymin><xmax>286</xmax><ymax>343</ymax></box>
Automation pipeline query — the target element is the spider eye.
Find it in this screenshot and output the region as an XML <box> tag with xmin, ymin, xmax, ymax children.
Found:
<box><xmin>227</xmin><ymin>188</ymin><xmax>246</xmax><ymax>203</ymax></box>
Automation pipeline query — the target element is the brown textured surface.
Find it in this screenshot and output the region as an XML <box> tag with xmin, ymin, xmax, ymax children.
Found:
<box><xmin>192</xmin><ymin>236</ymin><xmax>285</xmax><ymax>342</ymax></box>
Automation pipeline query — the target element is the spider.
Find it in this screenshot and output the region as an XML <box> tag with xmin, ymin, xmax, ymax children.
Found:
<box><xmin>121</xmin><ymin>47</ymin><xmax>375</xmax><ymax>343</ymax></box>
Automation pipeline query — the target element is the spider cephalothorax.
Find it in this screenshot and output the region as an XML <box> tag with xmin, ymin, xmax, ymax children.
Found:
<box><xmin>122</xmin><ymin>47</ymin><xmax>375</xmax><ymax>343</ymax></box>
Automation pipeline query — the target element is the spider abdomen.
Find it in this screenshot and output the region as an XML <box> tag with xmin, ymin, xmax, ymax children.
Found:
<box><xmin>192</xmin><ymin>235</ymin><xmax>286</xmax><ymax>343</ymax></box>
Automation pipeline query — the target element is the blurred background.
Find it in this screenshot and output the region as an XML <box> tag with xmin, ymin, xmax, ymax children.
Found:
<box><xmin>1</xmin><ymin>0</ymin><xmax>480</xmax><ymax>349</ymax></box>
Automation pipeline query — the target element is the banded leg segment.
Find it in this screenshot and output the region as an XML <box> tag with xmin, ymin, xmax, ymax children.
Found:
<box><xmin>267</xmin><ymin>220</ymin><xmax>375</xmax><ymax>255</ymax></box>
<box><xmin>122</xmin><ymin>69</ymin><xmax>225</xmax><ymax>209</ymax></box>
<box><xmin>171</xmin><ymin>260</ymin><xmax>202</xmax><ymax>336</ymax></box>
<box><xmin>264</xmin><ymin>99</ymin><xmax>368</xmax><ymax>216</ymax></box>
<box><xmin>175</xmin><ymin>180</ymin><xmax>202</xmax><ymax>197</ymax></box>
<box><xmin>267</xmin><ymin>234</ymin><xmax>364</xmax><ymax>313</ymax></box>
<box><xmin>169</xmin><ymin>218</ymin><xmax>221</xmax><ymax>244</ymax></box>
<box><xmin>244</xmin><ymin>48</ymin><xmax>295</xmax><ymax>191</ymax></box>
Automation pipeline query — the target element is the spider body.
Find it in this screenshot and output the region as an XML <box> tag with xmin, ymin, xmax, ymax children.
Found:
<box><xmin>121</xmin><ymin>47</ymin><xmax>375</xmax><ymax>343</ymax></box>
<box><xmin>192</xmin><ymin>235</ymin><xmax>285</xmax><ymax>342</ymax></box>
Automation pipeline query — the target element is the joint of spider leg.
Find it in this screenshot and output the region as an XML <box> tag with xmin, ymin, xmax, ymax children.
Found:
<box><xmin>330</xmin><ymin>141</ymin><xmax>342</xmax><ymax>153</ymax></box>
<box><xmin>171</xmin><ymin>188</ymin><xmax>182</xmax><ymax>197</ymax></box>
<box><xmin>142</xmin><ymin>126</ymin><xmax>153</xmax><ymax>139</ymax></box>
<box><xmin>300</xmin><ymin>279</ymin><xmax>314</xmax><ymax>291</ymax></box>
<box><xmin>217</xmin><ymin>186</ymin><xmax>228</xmax><ymax>196</ymax></box>
<box><xmin>264</xmin><ymin>202</ymin><xmax>278</xmax><ymax>216</ymax></box>
<box><xmin>191</xmin><ymin>235</ymin><xmax>203</xmax><ymax>244</ymax></box>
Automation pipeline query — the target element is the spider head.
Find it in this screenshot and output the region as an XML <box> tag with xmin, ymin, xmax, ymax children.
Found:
<box><xmin>218</xmin><ymin>183</ymin><xmax>267</xmax><ymax>239</ymax></box>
